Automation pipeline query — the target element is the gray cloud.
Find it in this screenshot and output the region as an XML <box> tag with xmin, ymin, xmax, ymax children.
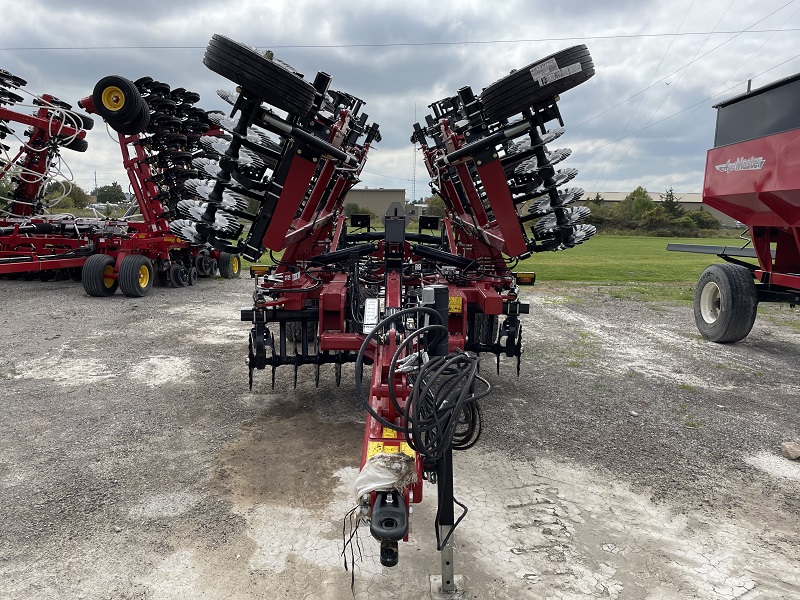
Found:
<box><xmin>1</xmin><ymin>0</ymin><xmax>798</xmax><ymax>196</ymax></box>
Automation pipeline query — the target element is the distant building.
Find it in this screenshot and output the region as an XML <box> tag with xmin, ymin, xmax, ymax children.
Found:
<box><xmin>580</xmin><ymin>192</ymin><xmax>739</xmax><ymax>227</ymax></box>
<box><xmin>346</xmin><ymin>188</ymin><xmax>405</xmax><ymax>217</ymax></box>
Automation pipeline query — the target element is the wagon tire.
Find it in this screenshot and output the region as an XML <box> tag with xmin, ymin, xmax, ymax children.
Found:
<box><xmin>480</xmin><ymin>45</ymin><xmax>595</xmax><ymax>122</ymax></box>
<box><xmin>693</xmin><ymin>263</ymin><xmax>757</xmax><ymax>343</ymax></box>
<box><xmin>119</xmin><ymin>254</ymin><xmax>154</xmax><ymax>297</ymax></box>
<box><xmin>83</xmin><ymin>254</ymin><xmax>118</xmax><ymax>297</ymax></box>
<box><xmin>203</xmin><ymin>34</ymin><xmax>316</xmax><ymax>117</ymax></box>
<box><xmin>217</xmin><ymin>251</ymin><xmax>241</xmax><ymax>278</ymax></box>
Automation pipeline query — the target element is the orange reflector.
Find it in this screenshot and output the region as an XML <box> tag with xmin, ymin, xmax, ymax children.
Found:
<box><xmin>515</xmin><ymin>271</ymin><xmax>536</xmax><ymax>285</ymax></box>
<box><xmin>249</xmin><ymin>265</ymin><xmax>271</xmax><ymax>278</ymax></box>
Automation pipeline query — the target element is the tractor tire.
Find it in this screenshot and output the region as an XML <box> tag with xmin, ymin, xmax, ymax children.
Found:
<box><xmin>83</xmin><ymin>254</ymin><xmax>118</xmax><ymax>297</ymax></box>
<box><xmin>92</xmin><ymin>75</ymin><xmax>142</xmax><ymax>122</ymax></box>
<box><xmin>118</xmin><ymin>254</ymin><xmax>154</xmax><ymax>297</ymax></box>
<box><xmin>217</xmin><ymin>252</ymin><xmax>241</xmax><ymax>278</ymax></box>
<box><xmin>480</xmin><ymin>45</ymin><xmax>595</xmax><ymax>122</ymax></box>
<box><xmin>694</xmin><ymin>264</ymin><xmax>757</xmax><ymax>343</ymax></box>
<box><xmin>203</xmin><ymin>34</ymin><xmax>316</xmax><ymax>117</ymax></box>
<box><xmin>63</xmin><ymin>137</ymin><xmax>88</xmax><ymax>152</ymax></box>
<box><xmin>188</xmin><ymin>266</ymin><xmax>198</xmax><ymax>286</ymax></box>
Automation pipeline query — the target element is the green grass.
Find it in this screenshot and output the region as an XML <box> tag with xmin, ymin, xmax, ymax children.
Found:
<box><xmin>241</xmin><ymin>233</ymin><xmax>757</xmax><ymax>303</ymax></box>
<box><xmin>516</xmin><ymin>235</ymin><xmax>748</xmax><ymax>284</ymax></box>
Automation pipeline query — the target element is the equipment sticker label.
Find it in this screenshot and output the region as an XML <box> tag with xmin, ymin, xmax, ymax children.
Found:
<box><xmin>714</xmin><ymin>156</ymin><xmax>766</xmax><ymax>173</ymax></box>
<box><xmin>530</xmin><ymin>58</ymin><xmax>559</xmax><ymax>80</ymax></box>
<box><xmin>400</xmin><ymin>442</ymin><xmax>415</xmax><ymax>458</ymax></box>
<box><xmin>367</xmin><ymin>442</ymin><xmax>384</xmax><ymax>457</ymax></box>
<box><xmin>535</xmin><ymin>63</ymin><xmax>583</xmax><ymax>86</ymax></box>
<box><xmin>382</xmin><ymin>427</ymin><xmax>398</xmax><ymax>439</ymax></box>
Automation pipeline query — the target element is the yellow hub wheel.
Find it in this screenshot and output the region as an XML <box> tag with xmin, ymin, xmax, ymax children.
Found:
<box><xmin>138</xmin><ymin>264</ymin><xmax>150</xmax><ymax>288</ymax></box>
<box><xmin>231</xmin><ymin>256</ymin><xmax>240</xmax><ymax>274</ymax></box>
<box><xmin>102</xmin><ymin>265</ymin><xmax>115</xmax><ymax>289</ymax></box>
<box><xmin>101</xmin><ymin>86</ymin><xmax>125</xmax><ymax>112</ymax></box>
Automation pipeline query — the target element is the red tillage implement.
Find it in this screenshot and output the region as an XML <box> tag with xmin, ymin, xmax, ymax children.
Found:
<box><xmin>669</xmin><ymin>73</ymin><xmax>800</xmax><ymax>342</ymax></box>
<box><xmin>187</xmin><ymin>35</ymin><xmax>596</xmax><ymax>590</ymax></box>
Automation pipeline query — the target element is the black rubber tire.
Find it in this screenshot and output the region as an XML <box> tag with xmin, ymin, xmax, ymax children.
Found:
<box><xmin>92</xmin><ymin>75</ymin><xmax>142</xmax><ymax>122</ymax></box>
<box><xmin>195</xmin><ymin>253</ymin><xmax>214</xmax><ymax>277</ymax></box>
<box><xmin>188</xmin><ymin>266</ymin><xmax>198</xmax><ymax>286</ymax></box>
<box><xmin>82</xmin><ymin>254</ymin><xmax>118</xmax><ymax>297</ymax></box>
<box><xmin>217</xmin><ymin>252</ymin><xmax>241</xmax><ymax>278</ymax></box>
<box><xmin>67</xmin><ymin>266</ymin><xmax>83</xmax><ymax>282</ymax></box>
<box><xmin>63</xmin><ymin>137</ymin><xmax>89</xmax><ymax>152</ymax></box>
<box><xmin>108</xmin><ymin>97</ymin><xmax>150</xmax><ymax>135</ymax></box>
<box><xmin>473</xmin><ymin>313</ymin><xmax>499</xmax><ymax>345</ymax></box>
<box><xmin>480</xmin><ymin>46</ymin><xmax>595</xmax><ymax>122</ymax></box>
<box><xmin>693</xmin><ymin>264</ymin><xmax>757</xmax><ymax>343</ymax></box>
<box><xmin>203</xmin><ymin>34</ymin><xmax>316</xmax><ymax>116</ymax></box>
<box><xmin>286</xmin><ymin>322</ymin><xmax>317</xmax><ymax>343</ymax></box>
<box><xmin>73</xmin><ymin>112</ymin><xmax>94</xmax><ymax>131</ymax></box>
<box><xmin>118</xmin><ymin>254</ymin><xmax>154</xmax><ymax>297</ymax></box>
<box><xmin>170</xmin><ymin>263</ymin><xmax>190</xmax><ymax>287</ymax></box>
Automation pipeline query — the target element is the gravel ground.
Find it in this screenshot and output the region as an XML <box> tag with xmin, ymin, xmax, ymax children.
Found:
<box><xmin>1</xmin><ymin>276</ymin><xmax>799</xmax><ymax>599</ymax></box>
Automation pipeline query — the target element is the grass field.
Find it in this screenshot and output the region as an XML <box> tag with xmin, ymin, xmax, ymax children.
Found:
<box><xmin>516</xmin><ymin>235</ymin><xmax>747</xmax><ymax>283</ymax></box>
<box><xmin>246</xmin><ymin>235</ymin><xmax>753</xmax><ymax>303</ymax></box>
<box><xmin>514</xmin><ymin>235</ymin><xmax>756</xmax><ymax>302</ymax></box>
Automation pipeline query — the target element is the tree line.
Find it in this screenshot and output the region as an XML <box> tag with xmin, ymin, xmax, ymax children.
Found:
<box><xmin>422</xmin><ymin>186</ymin><xmax>723</xmax><ymax>237</ymax></box>
<box><xmin>585</xmin><ymin>187</ymin><xmax>721</xmax><ymax>236</ymax></box>
<box><xmin>0</xmin><ymin>173</ymin><xmax>128</xmax><ymax>211</ymax></box>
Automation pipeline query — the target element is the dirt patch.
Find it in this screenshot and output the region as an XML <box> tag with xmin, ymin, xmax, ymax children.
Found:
<box><xmin>213</xmin><ymin>401</ymin><xmax>363</xmax><ymax>509</ymax></box>
<box><xmin>0</xmin><ymin>278</ymin><xmax>798</xmax><ymax>598</ymax></box>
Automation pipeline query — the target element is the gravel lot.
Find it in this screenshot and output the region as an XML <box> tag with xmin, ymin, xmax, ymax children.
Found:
<box><xmin>1</xmin><ymin>276</ymin><xmax>799</xmax><ymax>599</ymax></box>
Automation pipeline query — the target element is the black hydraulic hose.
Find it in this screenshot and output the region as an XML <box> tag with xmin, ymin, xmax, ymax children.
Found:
<box><xmin>354</xmin><ymin>306</ymin><xmax>445</xmax><ymax>431</ymax></box>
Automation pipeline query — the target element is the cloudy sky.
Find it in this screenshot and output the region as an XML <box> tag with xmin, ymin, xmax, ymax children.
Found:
<box><xmin>1</xmin><ymin>0</ymin><xmax>798</xmax><ymax>201</ymax></box>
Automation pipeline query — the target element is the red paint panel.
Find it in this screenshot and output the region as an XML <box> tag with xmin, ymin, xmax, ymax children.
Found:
<box><xmin>263</xmin><ymin>154</ymin><xmax>318</xmax><ymax>251</ymax></box>
<box><xmin>703</xmin><ymin>129</ymin><xmax>800</xmax><ymax>227</ymax></box>
<box><xmin>475</xmin><ymin>160</ymin><xmax>527</xmax><ymax>256</ymax></box>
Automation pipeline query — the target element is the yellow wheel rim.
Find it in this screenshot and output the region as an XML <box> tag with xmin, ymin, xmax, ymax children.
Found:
<box><xmin>138</xmin><ymin>264</ymin><xmax>150</xmax><ymax>288</ymax></box>
<box><xmin>101</xmin><ymin>86</ymin><xmax>125</xmax><ymax>112</ymax></box>
<box><xmin>102</xmin><ymin>265</ymin><xmax>115</xmax><ymax>289</ymax></box>
<box><xmin>232</xmin><ymin>256</ymin><xmax>240</xmax><ymax>273</ymax></box>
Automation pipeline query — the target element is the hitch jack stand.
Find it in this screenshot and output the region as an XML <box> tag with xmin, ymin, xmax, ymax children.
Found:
<box><xmin>429</xmin><ymin>285</ymin><xmax>462</xmax><ymax>595</ymax></box>
<box><xmin>438</xmin><ymin>450</ymin><xmax>456</xmax><ymax>594</ymax></box>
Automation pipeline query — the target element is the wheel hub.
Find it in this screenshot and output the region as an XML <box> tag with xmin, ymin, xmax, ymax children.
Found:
<box><xmin>101</xmin><ymin>86</ymin><xmax>125</xmax><ymax>112</ymax></box>
<box><xmin>699</xmin><ymin>281</ymin><xmax>721</xmax><ymax>324</ymax></box>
